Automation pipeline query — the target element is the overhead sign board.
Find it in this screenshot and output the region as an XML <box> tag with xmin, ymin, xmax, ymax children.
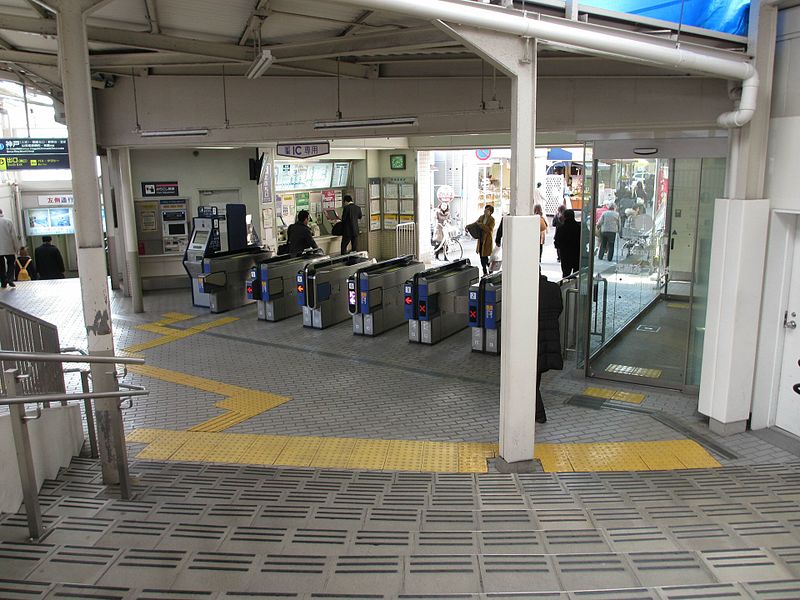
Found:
<box><xmin>38</xmin><ymin>194</ymin><xmax>74</xmax><ymax>206</ymax></box>
<box><xmin>0</xmin><ymin>138</ymin><xmax>69</xmax><ymax>171</ymax></box>
<box><xmin>276</xmin><ymin>141</ymin><xmax>330</xmax><ymax>159</ymax></box>
<box><xmin>141</xmin><ymin>181</ymin><xmax>179</xmax><ymax>197</ymax></box>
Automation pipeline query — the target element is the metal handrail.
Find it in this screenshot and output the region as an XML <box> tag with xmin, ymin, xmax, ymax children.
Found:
<box><xmin>2</xmin><ymin>348</ymin><xmax>148</xmax><ymax>541</ymax></box>
<box><xmin>0</xmin><ymin>350</ymin><xmax>145</xmax><ymax>365</ymax></box>
<box><xmin>0</xmin><ymin>389</ymin><xmax>148</xmax><ymax>406</ymax></box>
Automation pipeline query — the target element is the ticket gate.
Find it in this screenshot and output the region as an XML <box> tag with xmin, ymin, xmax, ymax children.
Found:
<box><xmin>297</xmin><ymin>252</ymin><xmax>374</xmax><ymax>329</ymax></box>
<box><xmin>246</xmin><ymin>252</ymin><xmax>329</xmax><ymax>321</ymax></box>
<box><xmin>404</xmin><ymin>259</ymin><xmax>479</xmax><ymax>345</ymax></box>
<box><xmin>197</xmin><ymin>247</ymin><xmax>271</xmax><ymax>313</ymax></box>
<box><xmin>348</xmin><ymin>255</ymin><xmax>425</xmax><ymax>336</ymax></box>
<box><xmin>468</xmin><ymin>272</ymin><xmax>502</xmax><ymax>354</ymax></box>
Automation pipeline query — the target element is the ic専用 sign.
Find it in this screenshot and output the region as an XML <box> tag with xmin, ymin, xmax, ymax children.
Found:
<box><xmin>38</xmin><ymin>194</ymin><xmax>74</xmax><ymax>206</ymax></box>
<box><xmin>141</xmin><ymin>181</ymin><xmax>179</xmax><ymax>197</ymax></box>
<box><xmin>276</xmin><ymin>141</ymin><xmax>330</xmax><ymax>159</ymax></box>
<box><xmin>0</xmin><ymin>138</ymin><xmax>69</xmax><ymax>171</ymax></box>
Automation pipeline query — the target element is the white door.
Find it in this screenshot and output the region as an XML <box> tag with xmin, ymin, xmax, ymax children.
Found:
<box><xmin>776</xmin><ymin>218</ymin><xmax>800</xmax><ymax>437</ymax></box>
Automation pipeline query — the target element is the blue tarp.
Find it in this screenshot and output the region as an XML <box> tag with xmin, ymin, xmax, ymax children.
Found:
<box><xmin>547</xmin><ymin>147</ymin><xmax>573</xmax><ymax>160</ymax></box>
<box><xmin>579</xmin><ymin>1</ymin><xmax>750</xmax><ymax>37</ymax></box>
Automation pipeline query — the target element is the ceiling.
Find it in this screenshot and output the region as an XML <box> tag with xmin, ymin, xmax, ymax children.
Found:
<box><xmin>0</xmin><ymin>0</ymin><xmax>751</xmax><ymax>100</ymax></box>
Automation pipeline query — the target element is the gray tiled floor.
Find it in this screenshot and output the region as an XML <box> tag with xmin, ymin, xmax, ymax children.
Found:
<box><xmin>1</xmin><ymin>278</ymin><xmax>797</xmax><ymax>467</ymax></box>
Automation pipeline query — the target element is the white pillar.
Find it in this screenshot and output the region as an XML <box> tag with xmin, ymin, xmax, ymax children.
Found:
<box><xmin>118</xmin><ymin>148</ymin><xmax>144</xmax><ymax>313</ymax></box>
<box><xmin>52</xmin><ymin>0</ymin><xmax>126</xmax><ymax>485</ymax></box>
<box><xmin>107</xmin><ymin>150</ymin><xmax>129</xmax><ymax>296</ymax></box>
<box><xmin>440</xmin><ymin>24</ymin><xmax>539</xmax><ymax>467</ymax></box>
<box><xmin>698</xmin><ymin>4</ymin><xmax>777</xmax><ymax>434</ymax></box>
<box><xmin>99</xmin><ymin>154</ymin><xmax>121</xmax><ymax>290</ymax></box>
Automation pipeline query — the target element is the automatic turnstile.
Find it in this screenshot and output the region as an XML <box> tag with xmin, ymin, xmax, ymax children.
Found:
<box><xmin>246</xmin><ymin>252</ymin><xmax>329</xmax><ymax>321</ymax></box>
<box><xmin>197</xmin><ymin>247</ymin><xmax>271</xmax><ymax>313</ymax></box>
<box><xmin>297</xmin><ymin>252</ymin><xmax>374</xmax><ymax>329</ymax></box>
<box><xmin>348</xmin><ymin>255</ymin><xmax>425</xmax><ymax>336</ymax></box>
<box><xmin>468</xmin><ymin>272</ymin><xmax>502</xmax><ymax>354</ymax></box>
<box><xmin>404</xmin><ymin>259</ymin><xmax>479</xmax><ymax>345</ymax></box>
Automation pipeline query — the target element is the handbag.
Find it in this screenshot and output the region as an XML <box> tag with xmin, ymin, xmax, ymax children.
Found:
<box><xmin>466</xmin><ymin>222</ymin><xmax>482</xmax><ymax>239</ymax></box>
<box><xmin>331</xmin><ymin>221</ymin><xmax>345</xmax><ymax>236</ymax></box>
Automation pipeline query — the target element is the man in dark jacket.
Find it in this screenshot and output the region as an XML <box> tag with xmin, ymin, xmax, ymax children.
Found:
<box><xmin>286</xmin><ymin>210</ymin><xmax>318</xmax><ymax>257</ymax></box>
<box><xmin>35</xmin><ymin>236</ymin><xmax>65</xmax><ymax>279</ymax></box>
<box><xmin>553</xmin><ymin>209</ymin><xmax>581</xmax><ymax>278</ymax></box>
<box><xmin>537</xmin><ymin>274</ymin><xmax>563</xmax><ymax>423</ymax></box>
<box><xmin>340</xmin><ymin>194</ymin><xmax>362</xmax><ymax>255</ymax></box>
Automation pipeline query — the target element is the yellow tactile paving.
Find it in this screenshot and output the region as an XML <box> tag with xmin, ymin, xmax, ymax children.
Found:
<box><xmin>276</xmin><ymin>436</ymin><xmax>324</xmax><ymax>467</ymax></box>
<box><xmin>606</xmin><ymin>363</ymin><xmax>663</xmax><ymax>379</ymax></box>
<box><xmin>667</xmin><ymin>302</ymin><xmax>690</xmax><ymax>309</ymax></box>
<box><xmin>128</xmin><ymin>430</ymin><xmax>721</xmax><ymax>474</ymax></box>
<box><xmin>128</xmin><ymin>364</ymin><xmax>290</xmax><ymax>433</ymax></box>
<box><xmin>314</xmin><ymin>437</ymin><xmax>358</xmax><ymax>468</ymax></box>
<box><xmin>583</xmin><ymin>386</ymin><xmax>646</xmax><ymax>405</ymax></box>
<box><xmin>124</xmin><ymin>315</ymin><xmax>238</xmax><ymax>353</ymax></box>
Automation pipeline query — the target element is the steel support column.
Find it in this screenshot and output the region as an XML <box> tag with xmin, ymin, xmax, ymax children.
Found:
<box><xmin>50</xmin><ymin>0</ymin><xmax>126</xmax><ymax>485</ymax></box>
<box><xmin>440</xmin><ymin>24</ymin><xmax>539</xmax><ymax>467</ymax></box>
<box><xmin>118</xmin><ymin>148</ymin><xmax>143</xmax><ymax>313</ymax></box>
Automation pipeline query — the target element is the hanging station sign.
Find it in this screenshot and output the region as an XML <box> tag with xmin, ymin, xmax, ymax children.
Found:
<box><xmin>276</xmin><ymin>141</ymin><xmax>330</xmax><ymax>159</ymax></box>
<box><xmin>0</xmin><ymin>138</ymin><xmax>69</xmax><ymax>171</ymax></box>
<box><xmin>38</xmin><ymin>194</ymin><xmax>74</xmax><ymax>206</ymax></box>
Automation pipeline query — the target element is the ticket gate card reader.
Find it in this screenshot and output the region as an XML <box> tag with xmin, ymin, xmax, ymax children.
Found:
<box><xmin>246</xmin><ymin>252</ymin><xmax>329</xmax><ymax>321</ymax></box>
<box><xmin>468</xmin><ymin>272</ymin><xmax>502</xmax><ymax>354</ymax></box>
<box><xmin>405</xmin><ymin>260</ymin><xmax>479</xmax><ymax>345</ymax></box>
<box><xmin>197</xmin><ymin>246</ymin><xmax>270</xmax><ymax>313</ymax></box>
<box><xmin>348</xmin><ymin>255</ymin><xmax>424</xmax><ymax>336</ymax></box>
<box><xmin>297</xmin><ymin>252</ymin><xmax>373</xmax><ymax>329</ymax></box>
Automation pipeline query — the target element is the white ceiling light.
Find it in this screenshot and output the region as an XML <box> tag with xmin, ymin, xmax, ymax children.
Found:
<box><xmin>313</xmin><ymin>117</ymin><xmax>418</xmax><ymax>130</ymax></box>
<box><xmin>246</xmin><ymin>49</ymin><xmax>274</xmax><ymax>79</ymax></box>
<box><xmin>140</xmin><ymin>128</ymin><xmax>209</xmax><ymax>137</ymax></box>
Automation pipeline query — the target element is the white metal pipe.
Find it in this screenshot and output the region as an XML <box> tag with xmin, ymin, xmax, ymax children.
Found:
<box><xmin>328</xmin><ymin>0</ymin><xmax>758</xmax><ymax>128</ymax></box>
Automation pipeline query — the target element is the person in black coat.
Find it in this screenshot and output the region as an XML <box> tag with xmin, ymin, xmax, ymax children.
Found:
<box><xmin>286</xmin><ymin>210</ymin><xmax>318</xmax><ymax>257</ymax></box>
<box><xmin>536</xmin><ymin>274</ymin><xmax>563</xmax><ymax>423</ymax></box>
<box><xmin>340</xmin><ymin>194</ymin><xmax>362</xmax><ymax>254</ymax></box>
<box><xmin>34</xmin><ymin>236</ymin><xmax>65</xmax><ymax>279</ymax></box>
<box><xmin>553</xmin><ymin>209</ymin><xmax>581</xmax><ymax>279</ymax></box>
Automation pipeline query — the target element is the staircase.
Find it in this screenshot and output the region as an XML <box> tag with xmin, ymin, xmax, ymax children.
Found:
<box><xmin>1</xmin><ymin>457</ymin><xmax>800</xmax><ymax>598</ymax></box>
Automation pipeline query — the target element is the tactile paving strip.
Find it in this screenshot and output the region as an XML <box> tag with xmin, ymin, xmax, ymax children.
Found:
<box><xmin>129</xmin><ymin>429</ymin><xmax>721</xmax><ymax>473</ymax></box>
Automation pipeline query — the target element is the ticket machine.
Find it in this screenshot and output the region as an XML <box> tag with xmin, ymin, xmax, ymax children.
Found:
<box><xmin>404</xmin><ymin>260</ymin><xmax>479</xmax><ymax>345</ymax></box>
<box><xmin>296</xmin><ymin>252</ymin><xmax>373</xmax><ymax>329</ymax></box>
<box><xmin>467</xmin><ymin>271</ymin><xmax>502</xmax><ymax>354</ymax></box>
<box><xmin>348</xmin><ymin>255</ymin><xmax>424</xmax><ymax>336</ymax></box>
<box><xmin>246</xmin><ymin>251</ymin><xmax>328</xmax><ymax>321</ymax></box>
<box><xmin>183</xmin><ymin>209</ymin><xmax>221</xmax><ymax>307</ymax></box>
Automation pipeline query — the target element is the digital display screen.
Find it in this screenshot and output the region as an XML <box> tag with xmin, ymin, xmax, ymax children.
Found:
<box><xmin>348</xmin><ymin>290</ymin><xmax>357</xmax><ymax>306</ymax></box>
<box><xmin>25</xmin><ymin>207</ymin><xmax>75</xmax><ymax>236</ymax></box>
<box><xmin>193</xmin><ymin>230</ymin><xmax>209</xmax><ymax>246</ymax></box>
<box><xmin>168</xmin><ymin>223</ymin><xmax>186</xmax><ymax>235</ymax></box>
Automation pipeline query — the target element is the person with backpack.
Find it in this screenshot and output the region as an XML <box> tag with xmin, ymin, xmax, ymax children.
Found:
<box><xmin>14</xmin><ymin>246</ymin><xmax>36</xmax><ymax>281</ymax></box>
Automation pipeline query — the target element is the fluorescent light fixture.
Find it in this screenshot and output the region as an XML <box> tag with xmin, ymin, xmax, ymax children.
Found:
<box><xmin>140</xmin><ymin>128</ymin><xmax>209</xmax><ymax>138</ymax></box>
<box><xmin>246</xmin><ymin>49</ymin><xmax>274</xmax><ymax>79</ymax></box>
<box><xmin>313</xmin><ymin>116</ymin><xmax>418</xmax><ymax>130</ymax></box>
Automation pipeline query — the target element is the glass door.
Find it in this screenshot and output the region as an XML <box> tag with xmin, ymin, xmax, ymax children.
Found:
<box><xmin>577</xmin><ymin>156</ymin><xmax>724</xmax><ymax>390</ymax></box>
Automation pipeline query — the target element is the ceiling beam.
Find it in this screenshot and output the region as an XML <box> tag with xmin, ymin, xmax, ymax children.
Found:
<box><xmin>25</xmin><ymin>0</ymin><xmax>53</xmax><ymax>19</ymax></box>
<box><xmin>339</xmin><ymin>10</ymin><xmax>372</xmax><ymax>36</ymax></box>
<box><xmin>238</xmin><ymin>0</ymin><xmax>271</xmax><ymax>46</ymax></box>
<box><xmin>143</xmin><ymin>0</ymin><xmax>160</xmax><ymax>34</ymax></box>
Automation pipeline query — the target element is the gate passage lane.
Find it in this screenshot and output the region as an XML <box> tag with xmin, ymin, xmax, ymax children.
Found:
<box><xmin>1</xmin><ymin>279</ymin><xmax>796</xmax><ymax>471</ymax></box>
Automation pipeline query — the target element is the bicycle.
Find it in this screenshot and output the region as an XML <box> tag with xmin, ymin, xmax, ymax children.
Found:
<box><xmin>432</xmin><ymin>221</ymin><xmax>463</xmax><ymax>261</ymax></box>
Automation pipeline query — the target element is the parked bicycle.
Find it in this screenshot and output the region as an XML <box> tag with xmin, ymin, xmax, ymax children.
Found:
<box><xmin>432</xmin><ymin>220</ymin><xmax>463</xmax><ymax>261</ymax></box>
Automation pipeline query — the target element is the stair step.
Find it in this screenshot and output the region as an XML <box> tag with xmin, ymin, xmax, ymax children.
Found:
<box><xmin>0</xmin><ymin>542</ymin><xmax>798</xmax><ymax>596</ymax></box>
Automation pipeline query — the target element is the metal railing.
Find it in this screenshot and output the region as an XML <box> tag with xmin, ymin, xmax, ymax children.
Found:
<box><xmin>395</xmin><ymin>222</ymin><xmax>417</xmax><ymax>258</ymax></box>
<box><xmin>0</xmin><ymin>302</ymin><xmax>65</xmax><ymax>397</ymax></box>
<box><xmin>1</xmin><ymin>351</ymin><xmax>147</xmax><ymax>541</ymax></box>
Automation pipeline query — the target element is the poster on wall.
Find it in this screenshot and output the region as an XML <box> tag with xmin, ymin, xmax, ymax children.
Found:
<box><xmin>295</xmin><ymin>192</ymin><xmax>310</xmax><ymax>211</ymax></box>
<box><xmin>368</xmin><ymin>176</ymin><xmax>382</xmax><ymax>231</ymax></box>
<box><xmin>25</xmin><ymin>207</ymin><xmax>75</xmax><ymax>236</ymax></box>
<box><xmin>382</xmin><ymin>176</ymin><xmax>416</xmax><ymax>229</ymax></box>
<box><xmin>370</xmin><ymin>214</ymin><xmax>381</xmax><ymax>231</ymax></box>
<box><xmin>321</xmin><ymin>189</ymin><xmax>337</xmax><ymax>210</ymax></box>
<box><xmin>382</xmin><ymin>213</ymin><xmax>398</xmax><ymax>229</ymax></box>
